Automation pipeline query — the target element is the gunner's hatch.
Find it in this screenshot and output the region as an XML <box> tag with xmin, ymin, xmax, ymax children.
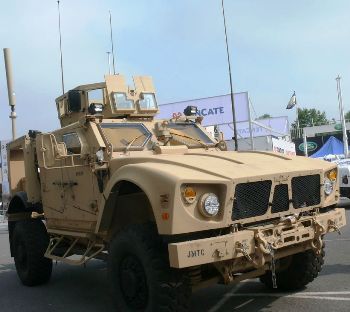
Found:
<box><xmin>55</xmin><ymin>74</ymin><xmax>159</xmax><ymax>127</ymax></box>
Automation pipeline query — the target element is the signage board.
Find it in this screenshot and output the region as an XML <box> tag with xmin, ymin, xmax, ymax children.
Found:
<box><xmin>224</xmin><ymin>117</ymin><xmax>289</xmax><ymax>140</ymax></box>
<box><xmin>272</xmin><ymin>138</ymin><xmax>296</xmax><ymax>156</ymax></box>
<box><xmin>159</xmin><ymin>93</ymin><xmax>289</xmax><ymax>140</ymax></box>
<box><xmin>158</xmin><ymin>92</ymin><xmax>250</xmax><ymax>125</ymax></box>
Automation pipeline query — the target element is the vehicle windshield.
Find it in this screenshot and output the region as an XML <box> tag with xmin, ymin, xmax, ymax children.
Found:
<box><xmin>100</xmin><ymin>123</ymin><xmax>152</xmax><ymax>151</ymax></box>
<box><xmin>166</xmin><ymin>122</ymin><xmax>215</xmax><ymax>148</ymax></box>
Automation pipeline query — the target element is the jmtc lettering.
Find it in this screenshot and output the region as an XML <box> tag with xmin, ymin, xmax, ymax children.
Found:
<box><xmin>187</xmin><ymin>249</ymin><xmax>205</xmax><ymax>258</ymax></box>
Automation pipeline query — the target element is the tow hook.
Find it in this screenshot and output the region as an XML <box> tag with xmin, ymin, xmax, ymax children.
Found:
<box><xmin>235</xmin><ymin>242</ymin><xmax>253</xmax><ymax>262</ymax></box>
<box><xmin>311</xmin><ymin>219</ymin><xmax>326</xmax><ymax>255</ymax></box>
<box><xmin>328</xmin><ymin>220</ymin><xmax>341</xmax><ymax>235</ymax></box>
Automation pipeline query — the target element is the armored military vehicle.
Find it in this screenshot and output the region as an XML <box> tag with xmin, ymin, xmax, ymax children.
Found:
<box><xmin>6</xmin><ymin>74</ymin><xmax>346</xmax><ymax>311</ymax></box>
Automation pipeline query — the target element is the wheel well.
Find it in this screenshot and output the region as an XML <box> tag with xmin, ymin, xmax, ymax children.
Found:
<box><xmin>7</xmin><ymin>192</ymin><xmax>42</xmax><ymax>257</ymax></box>
<box><xmin>100</xmin><ymin>181</ymin><xmax>156</xmax><ymax>240</ymax></box>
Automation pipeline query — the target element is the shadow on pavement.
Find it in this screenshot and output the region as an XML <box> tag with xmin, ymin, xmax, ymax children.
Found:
<box><xmin>1</xmin><ymin>259</ymin><xmax>281</xmax><ymax>312</ymax></box>
<box><xmin>0</xmin><ymin>260</ymin><xmax>115</xmax><ymax>312</ymax></box>
<box><xmin>1</xmin><ymin>258</ymin><xmax>350</xmax><ymax>311</ymax></box>
<box><xmin>191</xmin><ymin>280</ymin><xmax>283</xmax><ymax>312</ymax></box>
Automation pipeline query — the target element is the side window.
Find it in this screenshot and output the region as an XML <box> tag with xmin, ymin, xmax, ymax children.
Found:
<box><xmin>62</xmin><ymin>132</ymin><xmax>81</xmax><ymax>155</ymax></box>
<box><xmin>87</xmin><ymin>88</ymin><xmax>104</xmax><ymax>104</ymax></box>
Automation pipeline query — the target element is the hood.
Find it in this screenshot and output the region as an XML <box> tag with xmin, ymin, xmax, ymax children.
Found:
<box><xmin>110</xmin><ymin>150</ymin><xmax>335</xmax><ymax>181</ymax></box>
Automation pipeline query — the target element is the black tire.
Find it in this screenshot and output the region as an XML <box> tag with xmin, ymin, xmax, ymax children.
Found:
<box><xmin>13</xmin><ymin>219</ymin><xmax>52</xmax><ymax>286</ymax></box>
<box><xmin>260</xmin><ymin>244</ymin><xmax>325</xmax><ymax>291</ymax></box>
<box><xmin>108</xmin><ymin>223</ymin><xmax>191</xmax><ymax>312</ymax></box>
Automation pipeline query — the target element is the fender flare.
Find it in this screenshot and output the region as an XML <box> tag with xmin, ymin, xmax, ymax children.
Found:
<box><xmin>96</xmin><ymin>164</ymin><xmax>178</xmax><ymax>235</ymax></box>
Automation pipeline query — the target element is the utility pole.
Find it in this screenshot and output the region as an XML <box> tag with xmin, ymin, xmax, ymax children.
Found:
<box><xmin>221</xmin><ymin>0</ymin><xmax>238</xmax><ymax>151</ymax></box>
<box><xmin>3</xmin><ymin>48</ymin><xmax>17</xmax><ymax>140</ymax></box>
<box><xmin>336</xmin><ymin>75</ymin><xmax>348</xmax><ymax>157</ymax></box>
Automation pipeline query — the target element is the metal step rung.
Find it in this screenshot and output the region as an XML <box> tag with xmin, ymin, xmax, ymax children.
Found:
<box><xmin>45</xmin><ymin>233</ymin><xmax>105</xmax><ymax>266</ymax></box>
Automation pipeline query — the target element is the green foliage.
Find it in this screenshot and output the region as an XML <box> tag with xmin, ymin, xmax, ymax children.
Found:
<box><xmin>344</xmin><ymin>111</ymin><xmax>350</xmax><ymax>121</ymax></box>
<box><xmin>257</xmin><ymin>113</ymin><xmax>271</xmax><ymax>119</ymax></box>
<box><xmin>292</xmin><ymin>108</ymin><xmax>328</xmax><ymax>129</ymax></box>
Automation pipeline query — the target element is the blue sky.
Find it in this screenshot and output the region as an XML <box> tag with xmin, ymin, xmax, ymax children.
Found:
<box><xmin>1</xmin><ymin>0</ymin><xmax>350</xmax><ymax>139</ymax></box>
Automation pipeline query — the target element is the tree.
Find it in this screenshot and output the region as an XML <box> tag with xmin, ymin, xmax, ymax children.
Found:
<box><xmin>257</xmin><ymin>113</ymin><xmax>271</xmax><ymax>119</ymax></box>
<box><xmin>344</xmin><ymin>111</ymin><xmax>350</xmax><ymax>122</ymax></box>
<box><xmin>292</xmin><ymin>108</ymin><xmax>328</xmax><ymax>129</ymax></box>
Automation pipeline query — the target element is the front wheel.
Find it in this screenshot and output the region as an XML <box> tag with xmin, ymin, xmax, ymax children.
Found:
<box><xmin>13</xmin><ymin>219</ymin><xmax>52</xmax><ymax>286</ymax></box>
<box><xmin>260</xmin><ymin>243</ymin><xmax>325</xmax><ymax>291</ymax></box>
<box><xmin>108</xmin><ymin>223</ymin><xmax>191</xmax><ymax>312</ymax></box>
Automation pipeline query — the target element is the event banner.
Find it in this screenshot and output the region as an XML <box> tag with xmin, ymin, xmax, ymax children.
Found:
<box><xmin>234</xmin><ymin>117</ymin><xmax>289</xmax><ymax>139</ymax></box>
<box><xmin>158</xmin><ymin>92</ymin><xmax>250</xmax><ymax>125</ymax></box>
<box><xmin>158</xmin><ymin>93</ymin><xmax>289</xmax><ymax>140</ymax></box>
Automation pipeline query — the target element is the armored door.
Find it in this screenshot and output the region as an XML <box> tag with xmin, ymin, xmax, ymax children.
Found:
<box><xmin>59</xmin><ymin>130</ymin><xmax>100</xmax><ymax>232</ymax></box>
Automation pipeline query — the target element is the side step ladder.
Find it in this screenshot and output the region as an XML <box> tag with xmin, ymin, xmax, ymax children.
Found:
<box><xmin>45</xmin><ymin>229</ymin><xmax>105</xmax><ymax>265</ymax></box>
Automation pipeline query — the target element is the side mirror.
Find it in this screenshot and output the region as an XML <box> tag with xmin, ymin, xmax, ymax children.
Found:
<box><xmin>68</xmin><ymin>90</ymin><xmax>82</xmax><ymax>112</ymax></box>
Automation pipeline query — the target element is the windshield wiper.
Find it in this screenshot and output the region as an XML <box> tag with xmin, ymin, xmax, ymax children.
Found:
<box><xmin>168</xmin><ymin>129</ymin><xmax>209</xmax><ymax>149</ymax></box>
<box><xmin>123</xmin><ymin>134</ymin><xmax>145</xmax><ymax>152</ymax></box>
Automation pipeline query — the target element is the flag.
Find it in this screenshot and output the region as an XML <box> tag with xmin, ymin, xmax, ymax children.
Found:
<box><xmin>286</xmin><ymin>91</ymin><xmax>297</xmax><ymax>109</ymax></box>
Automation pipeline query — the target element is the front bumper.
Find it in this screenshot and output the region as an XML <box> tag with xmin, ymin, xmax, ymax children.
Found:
<box><xmin>168</xmin><ymin>208</ymin><xmax>346</xmax><ymax>268</ymax></box>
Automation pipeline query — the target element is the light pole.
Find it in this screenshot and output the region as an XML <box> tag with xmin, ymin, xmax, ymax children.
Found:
<box><xmin>336</xmin><ymin>75</ymin><xmax>348</xmax><ymax>157</ymax></box>
<box><xmin>3</xmin><ymin>48</ymin><xmax>17</xmax><ymax>140</ymax></box>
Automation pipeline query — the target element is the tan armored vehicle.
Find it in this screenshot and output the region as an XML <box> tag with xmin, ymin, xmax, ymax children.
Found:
<box><xmin>6</xmin><ymin>74</ymin><xmax>346</xmax><ymax>311</ymax></box>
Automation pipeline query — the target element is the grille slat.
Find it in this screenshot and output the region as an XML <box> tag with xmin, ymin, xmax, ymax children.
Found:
<box><xmin>232</xmin><ymin>180</ymin><xmax>272</xmax><ymax>220</ymax></box>
<box><xmin>271</xmin><ymin>184</ymin><xmax>290</xmax><ymax>213</ymax></box>
<box><xmin>232</xmin><ymin>174</ymin><xmax>321</xmax><ymax>222</ymax></box>
<box><xmin>292</xmin><ymin>175</ymin><xmax>321</xmax><ymax>208</ymax></box>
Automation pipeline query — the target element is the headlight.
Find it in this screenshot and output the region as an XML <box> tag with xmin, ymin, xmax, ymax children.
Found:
<box><xmin>324</xmin><ymin>178</ymin><xmax>334</xmax><ymax>195</ymax></box>
<box><xmin>324</xmin><ymin>169</ymin><xmax>337</xmax><ymax>196</ymax></box>
<box><xmin>199</xmin><ymin>193</ymin><xmax>220</xmax><ymax>217</ymax></box>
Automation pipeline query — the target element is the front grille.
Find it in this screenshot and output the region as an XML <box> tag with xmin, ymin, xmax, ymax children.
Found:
<box><xmin>271</xmin><ymin>184</ymin><xmax>290</xmax><ymax>213</ymax></box>
<box><xmin>232</xmin><ymin>180</ymin><xmax>272</xmax><ymax>220</ymax></box>
<box><xmin>292</xmin><ymin>175</ymin><xmax>321</xmax><ymax>208</ymax></box>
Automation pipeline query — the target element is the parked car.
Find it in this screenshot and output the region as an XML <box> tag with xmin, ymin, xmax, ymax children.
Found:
<box><xmin>337</xmin><ymin>159</ymin><xmax>350</xmax><ymax>198</ymax></box>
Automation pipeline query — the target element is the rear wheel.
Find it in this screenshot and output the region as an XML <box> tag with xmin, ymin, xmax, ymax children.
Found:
<box><xmin>108</xmin><ymin>223</ymin><xmax>191</xmax><ymax>312</ymax></box>
<box><xmin>260</xmin><ymin>244</ymin><xmax>325</xmax><ymax>291</ymax></box>
<box><xmin>13</xmin><ymin>219</ymin><xmax>52</xmax><ymax>286</ymax></box>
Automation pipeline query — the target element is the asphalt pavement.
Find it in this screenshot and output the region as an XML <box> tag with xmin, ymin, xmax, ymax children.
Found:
<box><xmin>0</xmin><ymin>203</ymin><xmax>350</xmax><ymax>311</ymax></box>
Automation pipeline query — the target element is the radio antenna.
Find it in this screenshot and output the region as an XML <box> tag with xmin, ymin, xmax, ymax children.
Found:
<box><xmin>57</xmin><ymin>0</ymin><xmax>65</xmax><ymax>94</ymax></box>
<box><xmin>109</xmin><ymin>10</ymin><xmax>116</xmax><ymax>74</ymax></box>
<box><xmin>221</xmin><ymin>0</ymin><xmax>238</xmax><ymax>151</ymax></box>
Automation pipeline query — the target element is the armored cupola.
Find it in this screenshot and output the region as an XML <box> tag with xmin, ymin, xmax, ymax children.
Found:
<box><xmin>55</xmin><ymin>74</ymin><xmax>159</xmax><ymax>127</ymax></box>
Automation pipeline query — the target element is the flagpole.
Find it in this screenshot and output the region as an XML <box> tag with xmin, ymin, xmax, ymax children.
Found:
<box><xmin>294</xmin><ymin>91</ymin><xmax>300</xmax><ymax>137</ymax></box>
<box><xmin>336</xmin><ymin>75</ymin><xmax>349</xmax><ymax>157</ymax></box>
